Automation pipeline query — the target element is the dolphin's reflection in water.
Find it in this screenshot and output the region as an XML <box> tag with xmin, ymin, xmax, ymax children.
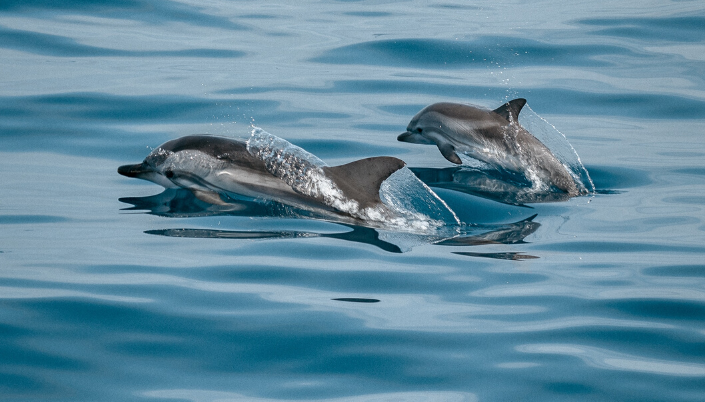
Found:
<box><xmin>410</xmin><ymin>166</ymin><xmax>619</xmax><ymax>206</ymax></box>
<box><xmin>119</xmin><ymin>189</ymin><xmax>540</xmax><ymax>258</ymax></box>
<box><xmin>452</xmin><ymin>251</ymin><xmax>540</xmax><ymax>261</ymax></box>
<box><xmin>410</xmin><ymin>166</ymin><xmax>574</xmax><ymax>206</ymax></box>
<box><xmin>146</xmin><ymin>225</ymin><xmax>406</xmax><ymax>253</ymax></box>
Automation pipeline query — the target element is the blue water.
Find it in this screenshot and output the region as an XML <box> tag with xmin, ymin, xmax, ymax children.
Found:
<box><xmin>2</xmin><ymin>1</ymin><xmax>705</xmax><ymax>401</ymax></box>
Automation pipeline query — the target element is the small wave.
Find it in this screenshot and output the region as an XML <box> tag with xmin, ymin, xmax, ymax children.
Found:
<box><xmin>518</xmin><ymin>343</ymin><xmax>705</xmax><ymax>377</ymax></box>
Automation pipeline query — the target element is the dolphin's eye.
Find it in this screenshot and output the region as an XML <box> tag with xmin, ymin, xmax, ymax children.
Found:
<box><xmin>416</xmin><ymin>128</ymin><xmax>422</xmax><ymax>133</ymax></box>
<box><xmin>165</xmin><ymin>170</ymin><xmax>174</xmax><ymax>179</ymax></box>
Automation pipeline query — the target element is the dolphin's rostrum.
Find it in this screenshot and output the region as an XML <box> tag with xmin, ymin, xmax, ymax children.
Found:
<box><xmin>398</xmin><ymin>99</ymin><xmax>581</xmax><ymax>195</ymax></box>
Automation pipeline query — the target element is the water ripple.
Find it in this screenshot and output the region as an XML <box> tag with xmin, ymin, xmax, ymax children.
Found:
<box><xmin>518</xmin><ymin>343</ymin><xmax>705</xmax><ymax>377</ymax></box>
<box><xmin>0</xmin><ymin>27</ymin><xmax>246</xmax><ymax>58</ymax></box>
<box><xmin>142</xmin><ymin>390</ymin><xmax>478</xmax><ymax>402</ymax></box>
<box><xmin>0</xmin><ymin>0</ymin><xmax>248</xmax><ymax>30</ymax></box>
<box><xmin>310</xmin><ymin>37</ymin><xmax>638</xmax><ymax>68</ymax></box>
<box><xmin>474</xmin><ymin>283</ymin><xmax>705</xmax><ymax>303</ymax></box>
<box><xmin>0</xmin><ymin>286</ymin><xmax>150</xmax><ymax>303</ymax></box>
<box><xmin>577</xmin><ymin>17</ymin><xmax>705</xmax><ymax>43</ymax></box>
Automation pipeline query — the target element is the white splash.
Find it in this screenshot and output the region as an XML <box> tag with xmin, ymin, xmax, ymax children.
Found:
<box><xmin>380</xmin><ymin>167</ymin><xmax>460</xmax><ymax>227</ymax></box>
<box><xmin>246</xmin><ymin>127</ymin><xmax>457</xmax><ymax>232</ymax></box>
<box><xmin>519</xmin><ymin>105</ymin><xmax>595</xmax><ymax>194</ymax></box>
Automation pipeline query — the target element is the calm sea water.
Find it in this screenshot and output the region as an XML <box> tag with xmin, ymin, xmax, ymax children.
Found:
<box><xmin>2</xmin><ymin>1</ymin><xmax>705</xmax><ymax>401</ymax></box>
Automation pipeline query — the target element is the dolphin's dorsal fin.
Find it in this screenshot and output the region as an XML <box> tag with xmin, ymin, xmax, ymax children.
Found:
<box><xmin>493</xmin><ymin>98</ymin><xmax>527</xmax><ymax>123</ymax></box>
<box><xmin>322</xmin><ymin>157</ymin><xmax>406</xmax><ymax>209</ymax></box>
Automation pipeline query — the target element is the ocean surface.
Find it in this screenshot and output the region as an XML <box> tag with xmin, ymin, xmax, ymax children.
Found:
<box><xmin>2</xmin><ymin>1</ymin><xmax>705</xmax><ymax>401</ymax></box>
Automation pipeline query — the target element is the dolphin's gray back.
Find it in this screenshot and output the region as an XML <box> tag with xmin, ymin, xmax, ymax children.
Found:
<box><xmin>152</xmin><ymin>135</ymin><xmax>306</xmax><ymax>205</ymax></box>
<box><xmin>419</xmin><ymin>103</ymin><xmax>509</xmax><ymax>143</ymax></box>
<box><xmin>157</xmin><ymin>135</ymin><xmax>265</xmax><ymax>170</ymax></box>
<box><xmin>422</xmin><ymin>102</ymin><xmax>498</xmax><ymax>121</ymax></box>
<box><xmin>422</xmin><ymin>99</ymin><xmax>526</xmax><ymax>123</ymax></box>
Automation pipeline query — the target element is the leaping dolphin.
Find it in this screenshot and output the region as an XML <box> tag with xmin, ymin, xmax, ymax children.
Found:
<box><xmin>118</xmin><ymin>134</ymin><xmax>406</xmax><ymax>222</ymax></box>
<box><xmin>398</xmin><ymin>99</ymin><xmax>580</xmax><ymax>195</ymax></box>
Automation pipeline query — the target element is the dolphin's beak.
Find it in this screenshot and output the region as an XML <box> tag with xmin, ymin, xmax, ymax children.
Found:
<box><xmin>397</xmin><ymin>131</ymin><xmax>413</xmax><ymax>142</ymax></box>
<box><xmin>118</xmin><ymin>163</ymin><xmax>149</xmax><ymax>178</ymax></box>
<box><xmin>397</xmin><ymin>131</ymin><xmax>434</xmax><ymax>145</ymax></box>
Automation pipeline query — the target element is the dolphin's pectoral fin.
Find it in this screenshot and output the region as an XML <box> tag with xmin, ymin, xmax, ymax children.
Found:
<box><xmin>322</xmin><ymin>157</ymin><xmax>406</xmax><ymax>209</ymax></box>
<box><xmin>522</xmin><ymin>213</ymin><xmax>538</xmax><ymax>223</ymax></box>
<box><xmin>438</xmin><ymin>143</ymin><xmax>462</xmax><ymax>164</ymax></box>
<box><xmin>493</xmin><ymin>98</ymin><xmax>527</xmax><ymax>123</ymax></box>
<box><xmin>191</xmin><ymin>189</ymin><xmax>229</xmax><ymax>205</ymax></box>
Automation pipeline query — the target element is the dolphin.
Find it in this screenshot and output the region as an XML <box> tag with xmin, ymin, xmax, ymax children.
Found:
<box><xmin>118</xmin><ymin>135</ymin><xmax>406</xmax><ymax>221</ymax></box>
<box><xmin>398</xmin><ymin>99</ymin><xmax>580</xmax><ymax>195</ymax></box>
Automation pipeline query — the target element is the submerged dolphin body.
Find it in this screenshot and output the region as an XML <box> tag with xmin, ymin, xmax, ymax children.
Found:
<box><xmin>398</xmin><ymin>99</ymin><xmax>580</xmax><ymax>195</ymax></box>
<box><xmin>118</xmin><ymin>135</ymin><xmax>406</xmax><ymax>222</ymax></box>
<box><xmin>119</xmin><ymin>188</ymin><xmax>541</xmax><ymax>254</ymax></box>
